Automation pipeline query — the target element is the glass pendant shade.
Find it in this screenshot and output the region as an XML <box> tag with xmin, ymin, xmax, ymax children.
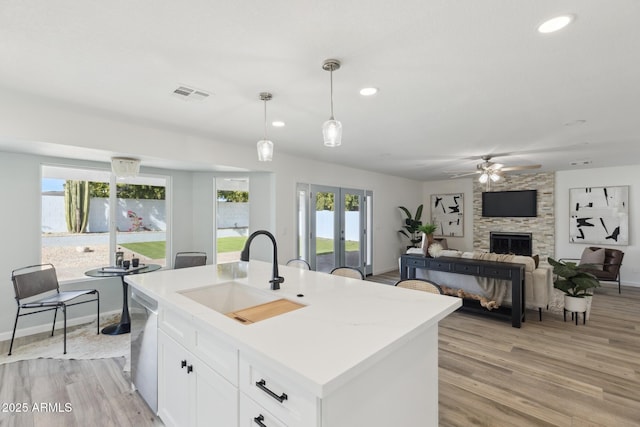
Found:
<box><xmin>479</xmin><ymin>173</ymin><xmax>489</xmax><ymax>184</ymax></box>
<box><xmin>257</xmin><ymin>92</ymin><xmax>274</xmax><ymax>162</ymax></box>
<box><xmin>257</xmin><ymin>139</ymin><xmax>273</xmax><ymax>162</ymax></box>
<box><xmin>490</xmin><ymin>172</ymin><xmax>500</xmax><ymax>182</ymax></box>
<box><xmin>323</xmin><ymin>119</ymin><xmax>342</xmax><ymax>147</ymax></box>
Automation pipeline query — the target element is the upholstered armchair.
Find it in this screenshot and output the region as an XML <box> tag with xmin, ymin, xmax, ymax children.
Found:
<box><xmin>561</xmin><ymin>247</ymin><xmax>625</xmax><ymax>293</ymax></box>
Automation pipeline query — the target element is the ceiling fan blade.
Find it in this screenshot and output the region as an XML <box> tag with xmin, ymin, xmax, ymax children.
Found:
<box><xmin>492</xmin><ymin>163</ymin><xmax>504</xmax><ymax>170</ymax></box>
<box><xmin>500</xmin><ymin>164</ymin><xmax>542</xmax><ymax>172</ymax></box>
<box><xmin>449</xmin><ymin>171</ymin><xmax>481</xmax><ymax>178</ymax></box>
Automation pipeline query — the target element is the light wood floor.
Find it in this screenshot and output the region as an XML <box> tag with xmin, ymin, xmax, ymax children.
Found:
<box><xmin>1</xmin><ymin>276</ymin><xmax>638</xmax><ymax>426</ymax></box>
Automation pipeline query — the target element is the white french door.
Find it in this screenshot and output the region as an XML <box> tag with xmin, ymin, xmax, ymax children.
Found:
<box><xmin>296</xmin><ymin>183</ymin><xmax>372</xmax><ymax>275</ymax></box>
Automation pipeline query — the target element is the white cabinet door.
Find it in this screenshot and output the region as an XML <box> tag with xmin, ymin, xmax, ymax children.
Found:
<box><xmin>159</xmin><ymin>330</ymin><xmax>238</xmax><ymax>427</ymax></box>
<box><xmin>192</xmin><ymin>355</ymin><xmax>238</xmax><ymax>427</ymax></box>
<box><xmin>158</xmin><ymin>330</ymin><xmax>191</xmax><ymax>427</ymax></box>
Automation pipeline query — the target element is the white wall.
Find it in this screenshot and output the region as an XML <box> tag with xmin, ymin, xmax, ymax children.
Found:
<box><xmin>422</xmin><ymin>178</ymin><xmax>475</xmax><ymax>252</ymax></box>
<box><xmin>556</xmin><ymin>165</ymin><xmax>640</xmax><ymax>287</ymax></box>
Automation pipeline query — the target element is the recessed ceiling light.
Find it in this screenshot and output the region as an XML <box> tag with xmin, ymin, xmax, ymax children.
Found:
<box><xmin>538</xmin><ymin>15</ymin><xmax>575</xmax><ymax>33</ymax></box>
<box><xmin>359</xmin><ymin>87</ymin><xmax>378</xmax><ymax>96</ymax></box>
<box><xmin>272</xmin><ymin>121</ymin><xmax>285</xmax><ymax>127</ymax></box>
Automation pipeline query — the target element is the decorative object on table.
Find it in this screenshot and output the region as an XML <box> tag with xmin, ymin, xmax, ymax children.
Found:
<box><xmin>398</xmin><ymin>204</ymin><xmax>423</xmax><ymax>248</ymax></box>
<box><xmin>548</xmin><ymin>257</ymin><xmax>600</xmax><ymax>323</ymax></box>
<box><xmin>115</xmin><ymin>251</ymin><xmax>124</xmax><ymax>267</ymax></box>
<box><xmin>430</xmin><ymin>193</ymin><xmax>463</xmax><ymax>237</ymax></box>
<box><xmin>132</xmin><ymin>258</ymin><xmax>140</xmax><ymax>268</ymax></box>
<box><xmin>427</xmin><ymin>242</ymin><xmax>444</xmax><ymax>258</ymax></box>
<box><xmin>123</xmin><ymin>260</ymin><xmax>131</xmax><ymax>269</ymax></box>
<box><xmin>569</xmin><ymin>186</ymin><xmax>629</xmax><ymax>245</ymax></box>
<box><xmin>418</xmin><ymin>222</ymin><xmax>438</xmax><ymax>256</ymax></box>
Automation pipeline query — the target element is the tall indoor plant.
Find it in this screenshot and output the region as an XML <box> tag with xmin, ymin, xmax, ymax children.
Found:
<box><xmin>398</xmin><ymin>204</ymin><xmax>423</xmax><ymax>248</ymax></box>
<box><xmin>547</xmin><ymin>257</ymin><xmax>601</xmax><ymax>314</ymax></box>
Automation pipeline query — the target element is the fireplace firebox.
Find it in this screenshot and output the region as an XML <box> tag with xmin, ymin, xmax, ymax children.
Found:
<box><xmin>490</xmin><ymin>232</ymin><xmax>532</xmax><ymax>256</ymax></box>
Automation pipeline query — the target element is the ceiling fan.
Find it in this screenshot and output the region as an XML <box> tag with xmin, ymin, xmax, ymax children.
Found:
<box><xmin>448</xmin><ymin>155</ymin><xmax>542</xmax><ymax>186</ymax></box>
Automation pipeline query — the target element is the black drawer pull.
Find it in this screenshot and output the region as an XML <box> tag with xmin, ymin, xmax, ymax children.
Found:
<box><xmin>254</xmin><ymin>414</ymin><xmax>267</xmax><ymax>426</ymax></box>
<box><xmin>181</xmin><ymin>360</ymin><xmax>187</xmax><ymax>368</ymax></box>
<box><xmin>187</xmin><ymin>364</ymin><xmax>193</xmax><ymax>374</ymax></box>
<box><xmin>256</xmin><ymin>379</ymin><xmax>288</xmax><ymax>403</ymax></box>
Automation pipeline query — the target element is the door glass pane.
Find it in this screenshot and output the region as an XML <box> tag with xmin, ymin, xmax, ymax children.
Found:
<box><xmin>343</xmin><ymin>192</ymin><xmax>361</xmax><ymax>269</ymax></box>
<box><xmin>115</xmin><ymin>177</ymin><xmax>167</xmax><ymax>268</ymax></box>
<box><xmin>315</xmin><ymin>191</ymin><xmax>336</xmax><ymax>273</ymax></box>
<box><xmin>216</xmin><ymin>177</ymin><xmax>249</xmax><ymax>264</ymax></box>
<box><xmin>297</xmin><ymin>187</ymin><xmax>308</xmax><ymax>260</ymax></box>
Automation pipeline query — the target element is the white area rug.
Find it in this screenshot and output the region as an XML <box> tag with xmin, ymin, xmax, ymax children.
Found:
<box><xmin>0</xmin><ymin>315</ymin><xmax>130</xmax><ymax>370</ymax></box>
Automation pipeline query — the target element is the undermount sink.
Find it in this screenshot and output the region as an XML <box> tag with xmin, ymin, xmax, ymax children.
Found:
<box><xmin>179</xmin><ymin>281</ymin><xmax>278</xmax><ymax>314</ymax></box>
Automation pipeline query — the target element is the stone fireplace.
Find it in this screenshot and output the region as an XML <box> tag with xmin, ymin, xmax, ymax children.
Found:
<box><xmin>473</xmin><ymin>172</ymin><xmax>555</xmax><ymax>259</ymax></box>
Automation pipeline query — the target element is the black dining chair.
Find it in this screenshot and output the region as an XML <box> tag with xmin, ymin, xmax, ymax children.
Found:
<box><xmin>174</xmin><ymin>251</ymin><xmax>207</xmax><ymax>269</ymax></box>
<box><xmin>9</xmin><ymin>263</ymin><xmax>100</xmax><ymax>355</ymax></box>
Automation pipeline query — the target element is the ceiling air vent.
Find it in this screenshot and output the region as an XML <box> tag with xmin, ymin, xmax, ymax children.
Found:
<box><xmin>171</xmin><ymin>85</ymin><xmax>211</xmax><ymax>102</ymax></box>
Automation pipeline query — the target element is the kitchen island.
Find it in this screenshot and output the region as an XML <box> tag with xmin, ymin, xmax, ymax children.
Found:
<box><xmin>126</xmin><ymin>261</ymin><xmax>461</xmax><ymax>427</ymax></box>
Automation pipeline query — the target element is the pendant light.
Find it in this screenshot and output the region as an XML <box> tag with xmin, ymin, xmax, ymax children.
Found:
<box><xmin>322</xmin><ymin>59</ymin><xmax>342</xmax><ymax>147</ymax></box>
<box><xmin>257</xmin><ymin>92</ymin><xmax>273</xmax><ymax>161</ymax></box>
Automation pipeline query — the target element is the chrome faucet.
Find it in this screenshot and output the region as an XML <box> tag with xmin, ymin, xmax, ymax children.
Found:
<box><xmin>240</xmin><ymin>230</ymin><xmax>285</xmax><ymax>290</ymax></box>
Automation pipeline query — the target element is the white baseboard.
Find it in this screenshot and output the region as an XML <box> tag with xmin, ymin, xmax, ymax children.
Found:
<box><xmin>0</xmin><ymin>309</ymin><xmax>120</xmax><ymax>342</ymax></box>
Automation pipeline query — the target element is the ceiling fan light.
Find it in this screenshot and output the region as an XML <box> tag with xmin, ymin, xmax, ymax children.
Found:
<box><xmin>323</xmin><ymin>119</ymin><xmax>342</xmax><ymax>147</ymax></box>
<box><xmin>490</xmin><ymin>172</ymin><xmax>500</xmax><ymax>182</ymax></box>
<box><xmin>257</xmin><ymin>139</ymin><xmax>273</xmax><ymax>162</ymax></box>
<box><xmin>479</xmin><ymin>173</ymin><xmax>489</xmax><ymax>184</ymax></box>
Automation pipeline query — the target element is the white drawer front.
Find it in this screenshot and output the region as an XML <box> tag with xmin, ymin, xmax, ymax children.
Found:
<box><xmin>159</xmin><ymin>306</ymin><xmax>194</xmax><ymax>348</ymax></box>
<box><xmin>193</xmin><ymin>327</ymin><xmax>238</xmax><ymax>386</ymax></box>
<box><xmin>240</xmin><ymin>393</ymin><xmax>288</xmax><ymax>427</ymax></box>
<box><xmin>239</xmin><ymin>355</ymin><xmax>317</xmax><ymax>426</ymax></box>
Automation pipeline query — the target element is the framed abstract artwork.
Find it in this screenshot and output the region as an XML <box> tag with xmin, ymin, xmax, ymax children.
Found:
<box><xmin>569</xmin><ymin>186</ymin><xmax>629</xmax><ymax>245</ymax></box>
<box><xmin>430</xmin><ymin>193</ymin><xmax>463</xmax><ymax>237</ymax></box>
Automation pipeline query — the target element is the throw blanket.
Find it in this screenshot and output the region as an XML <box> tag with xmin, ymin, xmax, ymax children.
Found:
<box><xmin>472</xmin><ymin>252</ymin><xmax>514</xmax><ymax>308</ymax></box>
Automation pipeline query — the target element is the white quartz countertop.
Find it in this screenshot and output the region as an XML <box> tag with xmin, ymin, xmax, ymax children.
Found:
<box><xmin>126</xmin><ymin>261</ymin><xmax>461</xmax><ymax>397</ymax></box>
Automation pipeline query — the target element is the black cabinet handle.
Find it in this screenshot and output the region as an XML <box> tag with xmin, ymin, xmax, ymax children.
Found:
<box><xmin>253</xmin><ymin>414</ymin><xmax>267</xmax><ymax>426</ymax></box>
<box><xmin>181</xmin><ymin>360</ymin><xmax>187</xmax><ymax>368</ymax></box>
<box><xmin>187</xmin><ymin>364</ymin><xmax>193</xmax><ymax>374</ymax></box>
<box><xmin>256</xmin><ymin>379</ymin><xmax>288</xmax><ymax>403</ymax></box>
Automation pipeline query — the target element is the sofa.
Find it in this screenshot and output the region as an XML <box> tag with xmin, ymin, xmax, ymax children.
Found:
<box><xmin>414</xmin><ymin>250</ymin><xmax>554</xmax><ymax>320</ymax></box>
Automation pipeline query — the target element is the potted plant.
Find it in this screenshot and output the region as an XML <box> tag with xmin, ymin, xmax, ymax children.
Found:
<box><xmin>398</xmin><ymin>205</ymin><xmax>423</xmax><ymax>248</ymax></box>
<box><xmin>547</xmin><ymin>257</ymin><xmax>600</xmax><ymax>315</ymax></box>
<box><xmin>418</xmin><ymin>223</ymin><xmax>438</xmax><ymax>248</ymax></box>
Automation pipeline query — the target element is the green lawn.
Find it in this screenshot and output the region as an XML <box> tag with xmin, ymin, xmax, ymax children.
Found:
<box><xmin>120</xmin><ymin>241</ymin><xmax>166</xmax><ymax>259</ymax></box>
<box><xmin>316</xmin><ymin>237</ymin><xmax>359</xmax><ymax>255</ymax></box>
<box><xmin>217</xmin><ymin>236</ymin><xmax>248</xmax><ymax>253</ymax></box>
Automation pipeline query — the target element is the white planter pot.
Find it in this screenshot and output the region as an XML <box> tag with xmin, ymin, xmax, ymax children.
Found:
<box><xmin>564</xmin><ymin>295</ymin><xmax>587</xmax><ymax>313</ymax></box>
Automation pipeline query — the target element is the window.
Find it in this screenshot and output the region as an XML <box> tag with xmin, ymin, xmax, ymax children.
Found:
<box><xmin>41</xmin><ymin>165</ymin><xmax>168</xmax><ymax>281</ymax></box>
<box><xmin>215</xmin><ymin>177</ymin><xmax>249</xmax><ymax>264</ymax></box>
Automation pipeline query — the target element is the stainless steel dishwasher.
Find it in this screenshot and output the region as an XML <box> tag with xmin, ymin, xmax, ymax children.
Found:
<box><xmin>130</xmin><ymin>287</ymin><xmax>158</xmax><ymax>413</ymax></box>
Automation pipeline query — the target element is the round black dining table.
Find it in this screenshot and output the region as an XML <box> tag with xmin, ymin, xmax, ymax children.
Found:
<box><xmin>85</xmin><ymin>264</ymin><xmax>161</xmax><ymax>335</ymax></box>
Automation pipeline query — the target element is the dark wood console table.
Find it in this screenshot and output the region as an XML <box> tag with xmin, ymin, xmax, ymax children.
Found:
<box><xmin>400</xmin><ymin>254</ymin><xmax>525</xmax><ymax>328</ymax></box>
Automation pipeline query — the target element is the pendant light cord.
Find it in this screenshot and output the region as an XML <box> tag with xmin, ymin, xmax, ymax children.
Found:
<box><xmin>263</xmin><ymin>99</ymin><xmax>268</xmax><ymax>140</ymax></box>
<box><xmin>329</xmin><ymin>68</ymin><xmax>335</xmax><ymax>120</ymax></box>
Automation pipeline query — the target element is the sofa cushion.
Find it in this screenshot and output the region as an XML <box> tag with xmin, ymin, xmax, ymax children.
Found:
<box><xmin>580</xmin><ymin>247</ymin><xmax>605</xmax><ymax>270</ymax></box>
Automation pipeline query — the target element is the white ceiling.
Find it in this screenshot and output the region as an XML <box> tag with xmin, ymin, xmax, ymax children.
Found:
<box><xmin>1</xmin><ymin>0</ymin><xmax>639</xmax><ymax>181</ymax></box>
